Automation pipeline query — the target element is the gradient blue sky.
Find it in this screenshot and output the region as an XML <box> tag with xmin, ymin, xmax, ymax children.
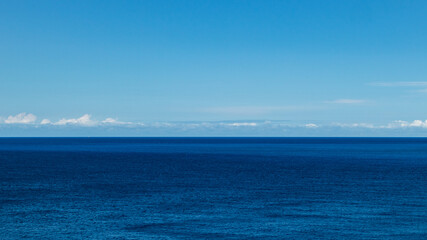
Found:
<box><xmin>1</xmin><ymin>0</ymin><xmax>427</xmax><ymax>136</ymax></box>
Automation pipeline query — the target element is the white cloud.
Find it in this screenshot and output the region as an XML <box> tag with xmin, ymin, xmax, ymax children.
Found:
<box><xmin>305</xmin><ymin>123</ymin><xmax>318</xmax><ymax>128</ymax></box>
<box><xmin>101</xmin><ymin>118</ymin><xmax>133</xmax><ymax>125</ymax></box>
<box><xmin>102</xmin><ymin>118</ymin><xmax>118</xmax><ymax>124</ymax></box>
<box><xmin>331</xmin><ymin>120</ymin><xmax>427</xmax><ymax>129</ymax></box>
<box><xmin>151</xmin><ymin>122</ymin><xmax>176</xmax><ymax>127</ymax></box>
<box><xmin>4</xmin><ymin>113</ymin><xmax>37</xmax><ymax>124</ymax></box>
<box><xmin>24</xmin><ymin>114</ymin><xmax>134</xmax><ymax>127</ymax></box>
<box><xmin>224</xmin><ymin>122</ymin><xmax>257</xmax><ymax>127</ymax></box>
<box><xmin>4</xmin><ymin>113</ymin><xmax>427</xmax><ymax>134</ymax></box>
<box><xmin>326</xmin><ymin>99</ymin><xmax>366</xmax><ymax>104</ymax></box>
<box><xmin>54</xmin><ymin>114</ymin><xmax>97</xmax><ymax>126</ymax></box>
<box><xmin>40</xmin><ymin>119</ymin><xmax>51</xmax><ymax>125</ymax></box>
<box><xmin>332</xmin><ymin>122</ymin><xmax>375</xmax><ymax>128</ymax></box>
<box><xmin>409</xmin><ymin>120</ymin><xmax>427</xmax><ymax>127</ymax></box>
<box><xmin>382</xmin><ymin>120</ymin><xmax>427</xmax><ymax>129</ymax></box>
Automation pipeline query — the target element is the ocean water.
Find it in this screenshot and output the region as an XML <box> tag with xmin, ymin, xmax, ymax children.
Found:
<box><xmin>0</xmin><ymin>138</ymin><xmax>426</xmax><ymax>239</ymax></box>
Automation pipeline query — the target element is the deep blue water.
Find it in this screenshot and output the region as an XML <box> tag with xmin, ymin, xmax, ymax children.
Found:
<box><xmin>0</xmin><ymin>138</ymin><xmax>426</xmax><ymax>239</ymax></box>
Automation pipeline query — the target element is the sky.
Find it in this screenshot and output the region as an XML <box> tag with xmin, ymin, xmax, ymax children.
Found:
<box><xmin>1</xmin><ymin>0</ymin><xmax>427</xmax><ymax>136</ymax></box>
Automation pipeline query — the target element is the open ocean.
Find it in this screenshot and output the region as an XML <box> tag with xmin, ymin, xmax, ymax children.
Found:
<box><xmin>0</xmin><ymin>137</ymin><xmax>426</xmax><ymax>239</ymax></box>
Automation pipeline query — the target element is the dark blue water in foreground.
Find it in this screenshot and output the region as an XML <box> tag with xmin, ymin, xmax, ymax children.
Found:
<box><xmin>1</xmin><ymin>138</ymin><xmax>426</xmax><ymax>239</ymax></box>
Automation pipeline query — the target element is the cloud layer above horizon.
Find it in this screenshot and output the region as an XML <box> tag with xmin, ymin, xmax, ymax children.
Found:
<box><xmin>2</xmin><ymin>113</ymin><xmax>427</xmax><ymax>137</ymax></box>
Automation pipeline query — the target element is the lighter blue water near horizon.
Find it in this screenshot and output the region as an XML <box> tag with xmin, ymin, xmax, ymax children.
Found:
<box><xmin>0</xmin><ymin>138</ymin><xmax>426</xmax><ymax>239</ymax></box>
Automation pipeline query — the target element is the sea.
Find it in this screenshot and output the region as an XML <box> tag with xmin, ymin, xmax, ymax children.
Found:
<box><xmin>0</xmin><ymin>137</ymin><xmax>426</xmax><ymax>239</ymax></box>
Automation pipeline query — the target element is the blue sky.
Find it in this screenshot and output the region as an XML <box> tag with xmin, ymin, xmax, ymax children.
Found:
<box><xmin>1</xmin><ymin>0</ymin><xmax>427</xmax><ymax>136</ymax></box>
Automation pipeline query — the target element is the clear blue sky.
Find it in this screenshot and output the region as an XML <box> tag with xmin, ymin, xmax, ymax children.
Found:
<box><xmin>1</xmin><ymin>0</ymin><xmax>427</xmax><ymax>136</ymax></box>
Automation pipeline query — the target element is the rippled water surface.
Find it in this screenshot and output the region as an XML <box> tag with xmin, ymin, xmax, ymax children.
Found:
<box><xmin>0</xmin><ymin>138</ymin><xmax>426</xmax><ymax>239</ymax></box>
